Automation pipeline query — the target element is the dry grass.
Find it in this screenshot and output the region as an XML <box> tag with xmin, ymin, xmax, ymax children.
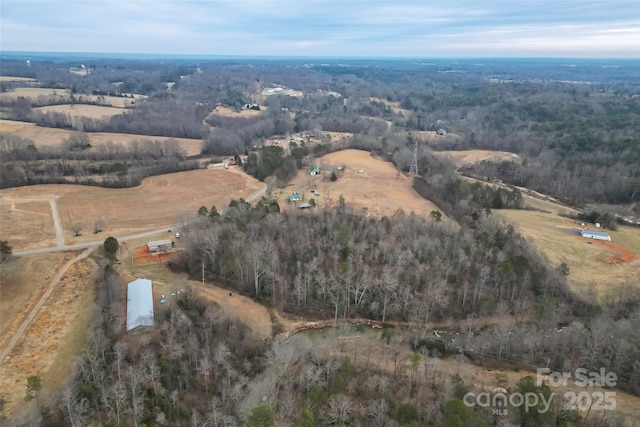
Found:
<box><xmin>434</xmin><ymin>150</ymin><xmax>519</xmax><ymax>168</ymax></box>
<box><xmin>0</xmin><ymin>252</ymin><xmax>97</xmax><ymax>416</ymax></box>
<box><xmin>497</xmin><ymin>209</ymin><xmax>640</xmax><ymax>301</ymax></box>
<box><xmin>0</xmin><ymin>87</ymin><xmax>70</xmax><ymax>101</ymax></box>
<box><xmin>208</xmin><ymin>105</ymin><xmax>267</xmax><ymax>118</ymax></box>
<box><xmin>0</xmin><ymin>76</ymin><xmax>37</xmax><ymax>82</ymax></box>
<box><xmin>399</xmin><ymin>130</ymin><xmax>463</xmax><ymax>143</ymax></box>
<box><xmin>1</xmin><ymin>119</ymin><xmax>204</xmax><ymax>156</ymax></box>
<box><xmin>196</xmin><ymin>282</ymin><xmax>273</xmax><ymax>339</ymax></box>
<box><xmin>1</xmin><ymin>168</ymin><xmax>263</xmax><ymax>248</ymax></box>
<box><xmin>33</xmin><ymin>104</ymin><xmax>126</xmax><ymax>120</ymax></box>
<box><xmin>0</xmin><ymin>253</ymin><xmax>70</xmax><ymax>341</ymax></box>
<box><xmin>85</xmin><ymin>94</ymin><xmax>145</xmax><ymax>108</ymax></box>
<box><xmin>278</xmin><ymin>149</ymin><xmax>446</xmax><ymax>219</ymax></box>
<box><xmin>461</xmin><ymin>175</ymin><xmax>578</xmax><ymax>215</ymax></box>
<box><xmin>0</xmin><ymin>197</ymin><xmax>58</xmax><ymax>250</ymax></box>
<box><xmin>0</xmin><ymin>88</ymin><xmax>145</xmax><ymax>108</ymax></box>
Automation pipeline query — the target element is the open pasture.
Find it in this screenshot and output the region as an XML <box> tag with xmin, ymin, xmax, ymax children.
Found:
<box><xmin>33</xmin><ymin>104</ymin><xmax>126</xmax><ymax>120</ymax></box>
<box><xmin>498</xmin><ymin>209</ymin><xmax>640</xmax><ymax>300</ymax></box>
<box><xmin>0</xmin><ymin>76</ymin><xmax>37</xmax><ymax>82</ymax></box>
<box><xmin>279</xmin><ymin>149</ymin><xmax>445</xmax><ymax>219</ymax></box>
<box><xmin>0</xmin><ymin>197</ymin><xmax>57</xmax><ymax>250</ymax></box>
<box><xmin>0</xmin><ymin>168</ymin><xmax>263</xmax><ymax>248</ymax></box>
<box><xmin>208</xmin><ymin>105</ymin><xmax>268</xmax><ymax>118</ymax></box>
<box><xmin>0</xmin><ymin>87</ymin><xmax>145</xmax><ymax>108</ymax></box>
<box><xmin>1</xmin><ymin>119</ymin><xmax>204</xmax><ymax>156</ymax></box>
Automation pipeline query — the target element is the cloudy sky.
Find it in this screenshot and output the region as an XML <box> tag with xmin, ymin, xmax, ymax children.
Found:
<box><xmin>1</xmin><ymin>0</ymin><xmax>638</xmax><ymax>57</ymax></box>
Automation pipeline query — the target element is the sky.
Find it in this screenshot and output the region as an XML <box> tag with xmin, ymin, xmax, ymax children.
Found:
<box><xmin>1</xmin><ymin>0</ymin><xmax>639</xmax><ymax>58</ymax></box>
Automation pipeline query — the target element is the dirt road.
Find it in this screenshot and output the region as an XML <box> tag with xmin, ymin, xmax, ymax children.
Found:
<box><xmin>49</xmin><ymin>199</ymin><xmax>65</xmax><ymax>247</ymax></box>
<box><xmin>11</xmin><ymin>183</ymin><xmax>267</xmax><ymax>257</ymax></box>
<box><xmin>0</xmin><ymin>247</ymin><xmax>94</xmax><ymax>362</ymax></box>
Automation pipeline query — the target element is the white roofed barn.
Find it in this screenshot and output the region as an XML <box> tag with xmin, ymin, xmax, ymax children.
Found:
<box><xmin>580</xmin><ymin>228</ymin><xmax>611</xmax><ymax>241</ymax></box>
<box><xmin>126</xmin><ymin>278</ymin><xmax>154</xmax><ymax>331</ymax></box>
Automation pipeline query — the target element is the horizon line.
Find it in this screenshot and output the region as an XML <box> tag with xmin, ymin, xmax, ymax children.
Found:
<box><xmin>1</xmin><ymin>50</ymin><xmax>639</xmax><ymax>61</ymax></box>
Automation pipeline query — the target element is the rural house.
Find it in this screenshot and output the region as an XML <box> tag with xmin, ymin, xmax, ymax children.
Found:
<box><xmin>286</xmin><ymin>192</ymin><xmax>303</xmax><ymax>202</ymax></box>
<box><xmin>580</xmin><ymin>228</ymin><xmax>611</xmax><ymax>241</ymax></box>
<box><xmin>147</xmin><ymin>239</ymin><xmax>173</xmax><ymax>254</ymax></box>
<box><xmin>126</xmin><ymin>278</ymin><xmax>154</xmax><ymax>331</ymax></box>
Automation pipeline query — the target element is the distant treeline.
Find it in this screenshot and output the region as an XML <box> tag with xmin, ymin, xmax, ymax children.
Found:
<box><xmin>0</xmin><ymin>133</ymin><xmax>198</xmax><ymax>188</ymax></box>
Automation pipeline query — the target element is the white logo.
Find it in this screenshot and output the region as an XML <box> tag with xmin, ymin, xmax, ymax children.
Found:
<box><xmin>463</xmin><ymin>368</ymin><xmax>618</xmax><ymax>415</ymax></box>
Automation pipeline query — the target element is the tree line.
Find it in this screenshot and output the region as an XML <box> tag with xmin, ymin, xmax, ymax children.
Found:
<box><xmin>0</xmin><ymin>133</ymin><xmax>198</xmax><ymax>188</ymax></box>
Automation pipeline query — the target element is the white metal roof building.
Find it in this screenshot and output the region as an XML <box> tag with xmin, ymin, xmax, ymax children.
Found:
<box><xmin>580</xmin><ymin>228</ymin><xmax>611</xmax><ymax>241</ymax></box>
<box><xmin>126</xmin><ymin>278</ymin><xmax>154</xmax><ymax>331</ymax></box>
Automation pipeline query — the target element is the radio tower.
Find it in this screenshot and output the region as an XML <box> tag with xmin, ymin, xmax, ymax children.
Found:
<box><xmin>409</xmin><ymin>141</ymin><xmax>419</xmax><ymax>176</ymax></box>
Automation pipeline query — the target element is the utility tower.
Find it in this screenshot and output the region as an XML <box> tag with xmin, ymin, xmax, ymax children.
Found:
<box><xmin>409</xmin><ymin>140</ymin><xmax>419</xmax><ymax>176</ymax></box>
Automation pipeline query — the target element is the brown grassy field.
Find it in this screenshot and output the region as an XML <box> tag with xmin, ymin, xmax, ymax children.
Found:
<box><xmin>497</xmin><ymin>209</ymin><xmax>640</xmax><ymax>300</ymax></box>
<box><xmin>461</xmin><ymin>175</ymin><xmax>578</xmax><ymax>215</ymax></box>
<box><xmin>399</xmin><ymin>130</ymin><xmax>463</xmax><ymax>143</ymax></box>
<box><xmin>278</xmin><ymin>149</ymin><xmax>445</xmax><ymax>219</ymax></box>
<box><xmin>0</xmin><ymin>76</ymin><xmax>37</xmax><ymax>82</ymax></box>
<box><xmin>1</xmin><ymin>119</ymin><xmax>204</xmax><ymax>156</ymax></box>
<box><xmin>0</xmin><ymin>197</ymin><xmax>58</xmax><ymax>250</ymax></box>
<box><xmin>0</xmin><ymin>254</ymin><xmax>97</xmax><ymax>416</ymax></box>
<box><xmin>0</xmin><ymin>252</ymin><xmax>70</xmax><ymax>342</ymax></box>
<box><xmin>434</xmin><ymin>149</ymin><xmax>519</xmax><ymax>168</ymax></box>
<box><xmin>0</xmin><ymin>87</ymin><xmax>70</xmax><ymax>102</ymax></box>
<box><xmin>0</xmin><ymin>88</ymin><xmax>145</xmax><ymax>108</ymax></box>
<box><xmin>33</xmin><ymin>104</ymin><xmax>127</xmax><ymax>120</ymax></box>
<box><xmin>0</xmin><ymin>168</ymin><xmax>263</xmax><ymax>250</ymax></box>
<box><xmin>196</xmin><ymin>282</ymin><xmax>273</xmax><ymax>338</ymax></box>
<box><xmin>208</xmin><ymin>105</ymin><xmax>267</xmax><ymax>118</ymax></box>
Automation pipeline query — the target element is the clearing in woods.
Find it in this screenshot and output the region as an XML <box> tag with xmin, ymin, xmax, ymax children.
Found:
<box><xmin>497</xmin><ymin>209</ymin><xmax>640</xmax><ymax>300</ymax></box>
<box><xmin>369</xmin><ymin>97</ymin><xmax>412</xmax><ymax>115</ymax></box>
<box><xmin>33</xmin><ymin>104</ymin><xmax>127</xmax><ymax>120</ymax></box>
<box><xmin>0</xmin><ymin>76</ymin><xmax>37</xmax><ymax>82</ymax></box>
<box><xmin>278</xmin><ymin>149</ymin><xmax>445</xmax><ymax>218</ymax></box>
<box><xmin>207</xmin><ymin>105</ymin><xmax>268</xmax><ymax>118</ymax></box>
<box><xmin>0</xmin><ymin>252</ymin><xmax>97</xmax><ymax>416</ymax></box>
<box><xmin>0</xmin><ymin>119</ymin><xmax>204</xmax><ymax>157</ymax></box>
<box><xmin>0</xmin><ymin>87</ymin><xmax>146</xmax><ymax>107</ymax></box>
<box><xmin>0</xmin><ymin>168</ymin><xmax>263</xmax><ymax>251</ymax></box>
<box><xmin>122</xmin><ymin>259</ymin><xmax>273</xmax><ymax>339</ymax></box>
<box><xmin>433</xmin><ymin>149</ymin><xmax>520</xmax><ymax>169</ymax></box>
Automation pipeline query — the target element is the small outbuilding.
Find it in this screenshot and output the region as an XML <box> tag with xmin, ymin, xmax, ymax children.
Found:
<box><xmin>148</xmin><ymin>239</ymin><xmax>173</xmax><ymax>254</ymax></box>
<box><xmin>298</xmin><ymin>203</ymin><xmax>311</xmax><ymax>209</ymax></box>
<box><xmin>310</xmin><ymin>166</ymin><xmax>321</xmax><ymax>176</ymax></box>
<box><xmin>580</xmin><ymin>228</ymin><xmax>611</xmax><ymax>241</ymax></box>
<box><xmin>126</xmin><ymin>278</ymin><xmax>154</xmax><ymax>331</ymax></box>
